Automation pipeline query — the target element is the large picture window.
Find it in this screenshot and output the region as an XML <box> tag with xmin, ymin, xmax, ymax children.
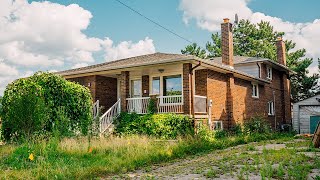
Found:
<box><xmin>163</xmin><ymin>75</ymin><xmax>182</xmax><ymax>96</ymax></box>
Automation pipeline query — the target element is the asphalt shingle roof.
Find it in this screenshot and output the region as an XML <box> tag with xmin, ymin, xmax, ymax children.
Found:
<box><xmin>57</xmin><ymin>53</ymin><xmax>192</xmax><ymax>76</ymax></box>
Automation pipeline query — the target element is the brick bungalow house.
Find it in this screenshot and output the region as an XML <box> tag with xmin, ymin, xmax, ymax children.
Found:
<box><xmin>57</xmin><ymin>18</ymin><xmax>292</xmax><ymax>133</ymax></box>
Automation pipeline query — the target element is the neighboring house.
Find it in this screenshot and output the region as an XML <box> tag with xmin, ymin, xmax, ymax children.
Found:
<box><xmin>57</xmin><ymin>18</ymin><xmax>292</xmax><ymax>133</ymax></box>
<box><xmin>293</xmin><ymin>94</ymin><xmax>320</xmax><ymax>134</ymax></box>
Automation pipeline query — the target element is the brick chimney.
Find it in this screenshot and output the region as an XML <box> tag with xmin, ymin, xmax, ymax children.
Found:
<box><xmin>221</xmin><ymin>18</ymin><xmax>234</xmax><ymax>67</ymax></box>
<box><xmin>276</xmin><ymin>37</ymin><xmax>286</xmax><ymax>65</ymax></box>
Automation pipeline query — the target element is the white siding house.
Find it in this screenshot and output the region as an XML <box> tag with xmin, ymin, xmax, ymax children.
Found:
<box><xmin>293</xmin><ymin>94</ymin><xmax>320</xmax><ymax>134</ymax></box>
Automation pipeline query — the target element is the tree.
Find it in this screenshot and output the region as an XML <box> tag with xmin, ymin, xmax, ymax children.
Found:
<box><xmin>181</xmin><ymin>19</ymin><xmax>319</xmax><ymax>102</ymax></box>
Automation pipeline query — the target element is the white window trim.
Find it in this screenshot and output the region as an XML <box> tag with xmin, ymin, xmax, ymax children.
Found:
<box><xmin>268</xmin><ymin>101</ymin><xmax>275</xmax><ymax>116</ymax></box>
<box><xmin>252</xmin><ymin>83</ymin><xmax>259</xmax><ymax>98</ymax></box>
<box><xmin>149</xmin><ymin>73</ymin><xmax>183</xmax><ymax>97</ymax></box>
<box><xmin>213</xmin><ymin>121</ymin><xmax>223</xmax><ymax>130</ymax></box>
<box><xmin>267</xmin><ymin>66</ymin><xmax>272</xmax><ymax>80</ymax></box>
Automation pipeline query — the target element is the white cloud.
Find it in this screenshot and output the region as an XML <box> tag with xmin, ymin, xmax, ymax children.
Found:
<box><xmin>0</xmin><ymin>0</ymin><xmax>157</xmax><ymax>95</ymax></box>
<box><xmin>0</xmin><ymin>0</ymin><xmax>102</xmax><ymax>67</ymax></box>
<box><xmin>179</xmin><ymin>0</ymin><xmax>320</xmax><ymax>74</ymax></box>
<box><xmin>102</xmin><ymin>37</ymin><xmax>156</xmax><ymax>61</ymax></box>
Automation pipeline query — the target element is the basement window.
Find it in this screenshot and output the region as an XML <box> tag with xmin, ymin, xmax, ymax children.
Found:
<box><xmin>268</xmin><ymin>101</ymin><xmax>275</xmax><ymax>115</ymax></box>
<box><xmin>252</xmin><ymin>83</ymin><xmax>259</xmax><ymax>98</ymax></box>
<box><xmin>267</xmin><ymin>66</ymin><xmax>272</xmax><ymax>79</ymax></box>
<box><xmin>213</xmin><ymin>121</ymin><xmax>223</xmax><ymax>130</ymax></box>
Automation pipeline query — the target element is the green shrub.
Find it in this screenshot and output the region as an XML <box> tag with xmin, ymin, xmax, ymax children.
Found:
<box><xmin>229</xmin><ymin>123</ymin><xmax>243</xmax><ymax>136</ymax></box>
<box><xmin>115</xmin><ymin>113</ymin><xmax>193</xmax><ymax>139</ymax></box>
<box><xmin>1</xmin><ymin>72</ymin><xmax>93</xmax><ymax>142</ymax></box>
<box><xmin>243</xmin><ymin>116</ymin><xmax>271</xmax><ymax>135</ymax></box>
<box><xmin>147</xmin><ymin>98</ymin><xmax>157</xmax><ymax>114</ymax></box>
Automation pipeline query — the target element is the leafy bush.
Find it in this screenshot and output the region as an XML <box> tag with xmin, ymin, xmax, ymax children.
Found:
<box><xmin>229</xmin><ymin>123</ymin><xmax>243</xmax><ymax>136</ymax></box>
<box><xmin>243</xmin><ymin>116</ymin><xmax>271</xmax><ymax>135</ymax></box>
<box><xmin>147</xmin><ymin>98</ymin><xmax>157</xmax><ymax>114</ymax></box>
<box><xmin>115</xmin><ymin>113</ymin><xmax>194</xmax><ymax>139</ymax></box>
<box><xmin>1</xmin><ymin>72</ymin><xmax>93</xmax><ymax>142</ymax></box>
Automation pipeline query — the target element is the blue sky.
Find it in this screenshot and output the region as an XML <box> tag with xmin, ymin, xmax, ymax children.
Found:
<box><xmin>0</xmin><ymin>0</ymin><xmax>319</xmax><ymax>95</ymax></box>
<box><xmin>30</xmin><ymin>0</ymin><xmax>320</xmax><ymax>54</ymax></box>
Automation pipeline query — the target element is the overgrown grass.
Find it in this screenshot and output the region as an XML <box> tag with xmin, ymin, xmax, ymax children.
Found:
<box><xmin>0</xmin><ymin>132</ymin><xmax>296</xmax><ymax>179</ymax></box>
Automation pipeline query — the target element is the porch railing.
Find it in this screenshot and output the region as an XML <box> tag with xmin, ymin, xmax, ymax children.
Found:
<box><xmin>194</xmin><ymin>95</ymin><xmax>207</xmax><ymax>113</ymax></box>
<box><xmin>157</xmin><ymin>95</ymin><xmax>183</xmax><ymax>113</ymax></box>
<box><xmin>127</xmin><ymin>97</ymin><xmax>150</xmax><ymax>114</ymax></box>
<box><xmin>93</xmin><ymin>100</ymin><xmax>100</xmax><ymax>119</ymax></box>
<box><xmin>100</xmin><ymin>99</ymin><xmax>121</xmax><ymax>133</ymax></box>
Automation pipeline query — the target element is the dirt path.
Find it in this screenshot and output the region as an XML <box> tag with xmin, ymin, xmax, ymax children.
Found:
<box><xmin>109</xmin><ymin>139</ymin><xmax>320</xmax><ymax>179</ymax></box>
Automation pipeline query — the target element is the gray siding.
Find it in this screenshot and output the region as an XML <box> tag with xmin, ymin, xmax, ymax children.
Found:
<box><xmin>234</xmin><ymin>63</ymin><xmax>260</xmax><ymax>78</ymax></box>
<box><xmin>293</xmin><ymin>94</ymin><xmax>320</xmax><ymax>134</ymax></box>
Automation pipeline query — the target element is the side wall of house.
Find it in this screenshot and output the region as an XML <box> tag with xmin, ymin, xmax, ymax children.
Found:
<box><xmin>206</xmin><ymin>64</ymin><xmax>291</xmax><ymax>129</ymax></box>
<box><xmin>206</xmin><ymin>70</ymin><xmax>228</xmax><ymax>126</ymax></box>
<box><xmin>67</xmin><ymin>75</ymin><xmax>118</xmax><ymax>112</ymax></box>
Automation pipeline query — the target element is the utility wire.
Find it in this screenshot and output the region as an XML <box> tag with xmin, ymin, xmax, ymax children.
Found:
<box><xmin>114</xmin><ymin>0</ymin><xmax>194</xmax><ymax>45</ymax></box>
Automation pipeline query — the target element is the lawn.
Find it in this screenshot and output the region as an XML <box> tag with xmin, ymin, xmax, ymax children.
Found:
<box><xmin>0</xmin><ymin>133</ymin><xmax>314</xmax><ymax>179</ymax></box>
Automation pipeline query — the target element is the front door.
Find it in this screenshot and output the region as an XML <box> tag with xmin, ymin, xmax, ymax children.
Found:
<box><xmin>130</xmin><ymin>79</ymin><xmax>142</xmax><ymax>113</ymax></box>
<box><xmin>310</xmin><ymin>116</ymin><xmax>320</xmax><ymax>134</ymax></box>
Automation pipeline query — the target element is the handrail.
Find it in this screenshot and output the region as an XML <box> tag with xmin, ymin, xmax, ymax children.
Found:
<box><xmin>99</xmin><ymin>99</ymin><xmax>121</xmax><ymax>134</ymax></box>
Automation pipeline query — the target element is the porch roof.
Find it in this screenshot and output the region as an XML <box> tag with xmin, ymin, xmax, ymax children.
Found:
<box><xmin>57</xmin><ymin>52</ymin><xmax>270</xmax><ymax>84</ymax></box>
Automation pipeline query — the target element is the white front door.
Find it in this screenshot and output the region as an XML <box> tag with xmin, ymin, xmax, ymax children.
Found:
<box><xmin>130</xmin><ymin>79</ymin><xmax>143</xmax><ymax>113</ymax></box>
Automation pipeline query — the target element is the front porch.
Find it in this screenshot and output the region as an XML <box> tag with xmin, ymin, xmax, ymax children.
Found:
<box><xmin>117</xmin><ymin>62</ymin><xmax>209</xmax><ymax>117</ymax></box>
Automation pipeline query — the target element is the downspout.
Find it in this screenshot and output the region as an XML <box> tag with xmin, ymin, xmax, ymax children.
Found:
<box><xmin>190</xmin><ymin>61</ymin><xmax>202</xmax><ymax>119</ymax></box>
<box><xmin>273</xmin><ymin>91</ymin><xmax>277</xmax><ymax>130</ymax></box>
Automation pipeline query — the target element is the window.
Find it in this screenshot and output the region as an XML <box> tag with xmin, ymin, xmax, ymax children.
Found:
<box><xmin>152</xmin><ymin>77</ymin><xmax>160</xmax><ymax>95</ymax></box>
<box><xmin>267</xmin><ymin>66</ymin><xmax>272</xmax><ymax>79</ymax></box>
<box><xmin>268</xmin><ymin>101</ymin><xmax>274</xmax><ymax>115</ymax></box>
<box><xmin>163</xmin><ymin>75</ymin><xmax>182</xmax><ymax>96</ymax></box>
<box><xmin>252</xmin><ymin>83</ymin><xmax>259</xmax><ymax>98</ymax></box>
<box><xmin>213</xmin><ymin>121</ymin><xmax>223</xmax><ymax>130</ymax></box>
<box><xmin>131</xmin><ymin>80</ymin><xmax>141</xmax><ymax>97</ymax></box>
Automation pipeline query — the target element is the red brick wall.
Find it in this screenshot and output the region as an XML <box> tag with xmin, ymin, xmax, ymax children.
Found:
<box><xmin>183</xmin><ymin>63</ymin><xmax>192</xmax><ymax>115</ymax></box>
<box><xmin>95</xmin><ymin>76</ymin><xmax>117</xmax><ymax>112</ymax></box>
<box><xmin>142</xmin><ymin>75</ymin><xmax>149</xmax><ymax>97</ymax></box>
<box><xmin>68</xmin><ymin>75</ymin><xmax>96</xmax><ymax>101</ymax></box>
<box><xmin>120</xmin><ymin>71</ymin><xmax>130</xmax><ymax>112</ymax></box>
<box><xmin>67</xmin><ymin>75</ymin><xmax>118</xmax><ymax>113</ymax></box>
<box><xmin>195</xmin><ymin>69</ymin><xmax>207</xmax><ymax>96</ymax></box>
<box><xmin>206</xmin><ymin>65</ymin><xmax>291</xmax><ymax>129</ymax></box>
<box><xmin>207</xmin><ymin>70</ymin><xmax>228</xmax><ymax>127</ymax></box>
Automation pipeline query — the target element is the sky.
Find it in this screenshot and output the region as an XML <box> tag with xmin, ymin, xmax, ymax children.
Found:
<box><xmin>0</xmin><ymin>0</ymin><xmax>319</xmax><ymax>95</ymax></box>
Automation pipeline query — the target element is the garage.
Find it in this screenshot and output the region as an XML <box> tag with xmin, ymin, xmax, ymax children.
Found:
<box><xmin>293</xmin><ymin>94</ymin><xmax>320</xmax><ymax>134</ymax></box>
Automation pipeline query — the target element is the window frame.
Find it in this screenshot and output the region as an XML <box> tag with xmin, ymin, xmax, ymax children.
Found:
<box><xmin>163</xmin><ymin>74</ymin><xmax>183</xmax><ymax>96</ymax></box>
<box><xmin>213</xmin><ymin>121</ymin><xmax>223</xmax><ymax>130</ymax></box>
<box><xmin>267</xmin><ymin>66</ymin><xmax>272</xmax><ymax>80</ymax></box>
<box><xmin>252</xmin><ymin>83</ymin><xmax>259</xmax><ymax>98</ymax></box>
<box><xmin>150</xmin><ymin>73</ymin><xmax>183</xmax><ymax>97</ymax></box>
<box><xmin>268</xmin><ymin>101</ymin><xmax>275</xmax><ymax>116</ymax></box>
